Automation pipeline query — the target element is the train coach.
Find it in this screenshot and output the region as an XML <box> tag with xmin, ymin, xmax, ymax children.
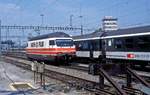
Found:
<box><xmin>103</xmin><ymin>25</ymin><xmax>150</xmax><ymax>67</ymax></box>
<box><xmin>26</xmin><ymin>32</ymin><xmax>76</xmax><ymax>64</ymax></box>
<box><xmin>73</xmin><ymin>31</ymin><xmax>103</xmax><ymax>62</ymax></box>
<box><xmin>73</xmin><ymin>25</ymin><xmax>150</xmax><ymax>67</ymax></box>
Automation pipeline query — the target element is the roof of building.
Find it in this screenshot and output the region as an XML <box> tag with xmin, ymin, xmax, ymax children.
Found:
<box><xmin>29</xmin><ymin>32</ymin><xmax>71</xmax><ymax>41</ymax></box>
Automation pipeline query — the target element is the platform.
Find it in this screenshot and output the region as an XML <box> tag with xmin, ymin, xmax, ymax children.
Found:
<box><xmin>0</xmin><ymin>60</ymin><xmax>92</xmax><ymax>95</ymax></box>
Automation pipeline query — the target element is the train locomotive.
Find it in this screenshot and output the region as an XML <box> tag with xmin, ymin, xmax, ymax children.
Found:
<box><xmin>26</xmin><ymin>32</ymin><xmax>76</xmax><ymax>64</ymax></box>
<box><xmin>73</xmin><ymin>25</ymin><xmax>150</xmax><ymax>67</ymax></box>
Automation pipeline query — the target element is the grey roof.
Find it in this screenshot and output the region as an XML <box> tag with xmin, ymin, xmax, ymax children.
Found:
<box><xmin>73</xmin><ymin>25</ymin><xmax>150</xmax><ymax>40</ymax></box>
<box><xmin>29</xmin><ymin>32</ymin><xmax>70</xmax><ymax>41</ymax></box>
<box><xmin>104</xmin><ymin>25</ymin><xmax>150</xmax><ymax>37</ymax></box>
<box><xmin>72</xmin><ymin>31</ymin><xmax>105</xmax><ymax>40</ymax></box>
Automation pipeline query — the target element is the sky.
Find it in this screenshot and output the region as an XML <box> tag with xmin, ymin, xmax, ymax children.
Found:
<box><xmin>0</xmin><ymin>0</ymin><xmax>150</xmax><ymax>29</ymax></box>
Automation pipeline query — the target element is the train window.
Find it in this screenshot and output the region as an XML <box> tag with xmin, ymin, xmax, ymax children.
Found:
<box><xmin>31</xmin><ymin>42</ymin><xmax>35</xmax><ymax>47</ymax></box>
<box><xmin>114</xmin><ymin>39</ymin><xmax>122</xmax><ymax>49</ymax></box>
<box><xmin>137</xmin><ymin>36</ymin><xmax>150</xmax><ymax>49</ymax></box>
<box><xmin>39</xmin><ymin>41</ymin><xmax>44</xmax><ymax>47</ymax></box>
<box><xmin>33</xmin><ymin>42</ymin><xmax>35</xmax><ymax>47</ymax></box>
<box><xmin>77</xmin><ymin>40</ymin><xmax>89</xmax><ymax>51</ymax></box>
<box><xmin>56</xmin><ymin>39</ymin><xmax>73</xmax><ymax>46</ymax></box>
<box><xmin>49</xmin><ymin>40</ymin><xmax>55</xmax><ymax>45</ymax></box>
<box><xmin>77</xmin><ymin>42</ymin><xmax>82</xmax><ymax>50</ymax></box>
<box><xmin>91</xmin><ymin>40</ymin><xmax>101</xmax><ymax>51</ymax></box>
<box><xmin>125</xmin><ymin>38</ymin><xmax>133</xmax><ymax>49</ymax></box>
<box><xmin>108</xmin><ymin>40</ymin><xmax>112</xmax><ymax>46</ymax></box>
<box><xmin>36</xmin><ymin>42</ymin><xmax>39</xmax><ymax>47</ymax></box>
<box><xmin>82</xmin><ymin>41</ymin><xmax>89</xmax><ymax>50</ymax></box>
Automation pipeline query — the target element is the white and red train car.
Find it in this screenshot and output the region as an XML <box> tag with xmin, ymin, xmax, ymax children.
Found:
<box><xmin>26</xmin><ymin>32</ymin><xmax>76</xmax><ymax>64</ymax></box>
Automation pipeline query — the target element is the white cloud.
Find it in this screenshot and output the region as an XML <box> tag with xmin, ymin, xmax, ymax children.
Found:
<box><xmin>0</xmin><ymin>3</ymin><xmax>21</xmax><ymax>13</ymax></box>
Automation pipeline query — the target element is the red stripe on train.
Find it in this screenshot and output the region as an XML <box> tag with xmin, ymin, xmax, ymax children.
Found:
<box><xmin>26</xmin><ymin>51</ymin><xmax>75</xmax><ymax>55</ymax></box>
<box><xmin>26</xmin><ymin>48</ymin><xmax>76</xmax><ymax>51</ymax></box>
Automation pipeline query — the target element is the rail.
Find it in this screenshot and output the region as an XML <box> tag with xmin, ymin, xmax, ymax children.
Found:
<box><xmin>2</xmin><ymin>53</ymin><xmax>150</xmax><ymax>95</ymax></box>
<box><xmin>126</xmin><ymin>67</ymin><xmax>150</xmax><ymax>88</ymax></box>
<box><xmin>99</xmin><ymin>67</ymin><xmax>127</xmax><ymax>95</ymax></box>
<box><xmin>2</xmin><ymin>56</ymin><xmax>115</xmax><ymax>95</ymax></box>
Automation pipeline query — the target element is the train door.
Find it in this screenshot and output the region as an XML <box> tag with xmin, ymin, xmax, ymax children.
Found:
<box><xmin>49</xmin><ymin>40</ymin><xmax>55</xmax><ymax>48</ymax></box>
<box><xmin>91</xmin><ymin>39</ymin><xmax>101</xmax><ymax>59</ymax></box>
<box><xmin>101</xmin><ymin>39</ymin><xmax>106</xmax><ymax>59</ymax></box>
<box><xmin>89</xmin><ymin>40</ymin><xmax>93</xmax><ymax>58</ymax></box>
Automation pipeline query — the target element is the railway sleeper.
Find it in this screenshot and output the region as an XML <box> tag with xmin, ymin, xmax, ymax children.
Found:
<box><xmin>122</xmin><ymin>86</ymin><xmax>147</xmax><ymax>95</ymax></box>
<box><xmin>2</xmin><ymin>57</ymin><xmax>150</xmax><ymax>95</ymax></box>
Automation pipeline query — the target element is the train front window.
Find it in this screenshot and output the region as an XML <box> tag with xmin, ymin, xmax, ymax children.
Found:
<box><xmin>56</xmin><ymin>39</ymin><xmax>73</xmax><ymax>46</ymax></box>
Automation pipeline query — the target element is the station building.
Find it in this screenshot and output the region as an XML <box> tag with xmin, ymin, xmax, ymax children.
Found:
<box><xmin>102</xmin><ymin>16</ymin><xmax>118</xmax><ymax>32</ymax></box>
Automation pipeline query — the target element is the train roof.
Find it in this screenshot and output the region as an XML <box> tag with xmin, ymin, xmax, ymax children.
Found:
<box><xmin>103</xmin><ymin>25</ymin><xmax>150</xmax><ymax>38</ymax></box>
<box><xmin>73</xmin><ymin>25</ymin><xmax>150</xmax><ymax>40</ymax></box>
<box><xmin>73</xmin><ymin>31</ymin><xmax>104</xmax><ymax>40</ymax></box>
<box><xmin>29</xmin><ymin>32</ymin><xmax>71</xmax><ymax>41</ymax></box>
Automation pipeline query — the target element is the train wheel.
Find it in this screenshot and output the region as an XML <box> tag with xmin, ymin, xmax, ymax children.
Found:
<box><xmin>55</xmin><ymin>57</ymin><xmax>60</xmax><ymax>66</ymax></box>
<box><xmin>63</xmin><ymin>55</ymin><xmax>70</xmax><ymax>66</ymax></box>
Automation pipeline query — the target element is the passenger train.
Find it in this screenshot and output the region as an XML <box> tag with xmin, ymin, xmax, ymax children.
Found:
<box><xmin>26</xmin><ymin>32</ymin><xmax>76</xmax><ymax>64</ymax></box>
<box><xmin>73</xmin><ymin>25</ymin><xmax>150</xmax><ymax>67</ymax></box>
<box><xmin>73</xmin><ymin>31</ymin><xmax>103</xmax><ymax>62</ymax></box>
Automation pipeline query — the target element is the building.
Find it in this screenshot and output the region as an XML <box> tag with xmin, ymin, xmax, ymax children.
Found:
<box><xmin>102</xmin><ymin>16</ymin><xmax>118</xmax><ymax>32</ymax></box>
<box><xmin>1</xmin><ymin>40</ymin><xmax>15</xmax><ymax>51</ymax></box>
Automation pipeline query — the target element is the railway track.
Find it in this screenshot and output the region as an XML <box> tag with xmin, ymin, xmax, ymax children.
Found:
<box><xmin>2</xmin><ymin>52</ymin><xmax>150</xmax><ymax>84</ymax></box>
<box><xmin>2</xmin><ymin>55</ymin><xmax>150</xmax><ymax>94</ymax></box>
<box><xmin>68</xmin><ymin>63</ymin><xmax>150</xmax><ymax>81</ymax></box>
<box><xmin>2</xmin><ymin>51</ymin><xmax>150</xmax><ymax>94</ymax></box>
<box><xmin>3</xmin><ymin>51</ymin><xmax>150</xmax><ymax>72</ymax></box>
<box><xmin>61</xmin><ymin>63</ymin><xmax>89</xmax><ymax>72</ymax></box>
<box><xmin>132</xmin><ymin>65</ymin><xmax>150</xmax><ymax>72</ymax></box>
<box><xmin>2</xmin><ymin>56</ymin><xmax>118</xmax><ymax>95</ymax></box>
<box><xmin>2</xmin><ymin>51</ymin><xmax>150</xmax><ymax>82</ymax></box>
